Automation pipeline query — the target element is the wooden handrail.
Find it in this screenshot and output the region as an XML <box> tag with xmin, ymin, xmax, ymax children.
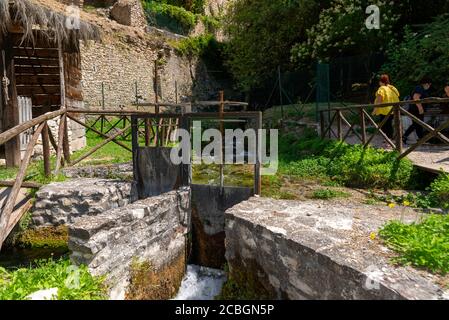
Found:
<box><xmin>0</xmin><ymin>109</ymin><xmax>65</xmax><ymax>146</ymax></box>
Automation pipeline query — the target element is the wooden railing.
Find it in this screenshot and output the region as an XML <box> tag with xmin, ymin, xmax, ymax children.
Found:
<box><xmin>319</xmin><ymin>98</ymin><xmax>449</xmax><ymax>160</ymax></box>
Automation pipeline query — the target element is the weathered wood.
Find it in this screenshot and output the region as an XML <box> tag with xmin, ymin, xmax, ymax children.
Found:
<box><xmin>42</xmin><ymin>122</ymin><xmax>51</xmax><ymax>177</ymax></box>
<box><xmin>32</xmin><ymin>94</ymin><xmax>61</xmax><ymax>106</ymax></box>
<box><xmin>393</xmin><ymin>106</ymin><xmax>403</xmax><ymax>154</ymax></box>
<box><xmin>399</xmin><ymin>118</ymin><xmax>449</xmax><ymax>160</ymax></box>
<box><xmin>0</xmin><ymin>122</ymin><xmax>45</xmax><ymax>249</ymax></box>
<box><xmin>14</xmin><ymin>58</ymin><xmax>59</xmax><ymax>66</ymax></box>
<box><xmin>339</xmin><ymin>112</ymin><xmax>362</xmax><ymax>142</ymax></box>
<box><xmin>54</xmin><ymin>114</ymin><xmax>66</xmax><ymax>175</ymax></box>
<box><xmin>63</xmin><ymin>115</ymin><xmax>71</xmax><ymax>164</ymax></box>
<box><xmin>0</xmin><ymin>180</ymin><xmax>42</xmax><ymax>188</ymax></box>
<box><xmin>15</xmin><ymin>75</ymin><xmax>60</xmax><ymax>85</ymax></box>
<box><xmin>0</xmin><ymin>109</ymin><xmax>64</xmax><ymax>145</ymax></box>
<box><xmin>67</xmin><ymin>114</ymin><xmax>132</xmax><ymax>153</ymax></box>
<box><xmin>13</xmin><ymin>48</ymin><xmax>59</xmax><ymax>58</ymax></box>
<box><xmin>399</xmin><ymin>107</ymin><xmax>449</xmax><ymax>144</ymax></box>
<box><xmin>16</xmin><ymin>85</ymin><xmax>60</xmax><ymax>95</ymax></box>
<box><xmin>4</xmin><ymin>198</ymin><xmax>33</xmax><ymax>243</ymax></box>
<box><xmin>336</xmin><ymin>110</ymin><xmax>343</xmax><ymax>141</ymax></box>
<box><xmin>3</xmin><ymin>35</ymin><xmax>21</xmax><ymax>167</ymax></box>
<box><xmin>144</xmin><ymin>119</ymin><xmax>151</xmax><ymax>146</ymax></box>
<box><xmin>363</xmin><ymin>110</ymin><xmax>396</xmax><ymax>149</ymax></box>
<box><xmin>360</xmin><ymin>108</ymin><xmax>367</xmax><ymax>144</ymax></box>
<box><xmin>69</xmin><ymin>125</ymin><xmax>131</xmax><ymax>167</ymax></box>
<box><xmin>15</xmin><ymin>66</ymin><xmax>60</xmax><ymax>75</ymax></box>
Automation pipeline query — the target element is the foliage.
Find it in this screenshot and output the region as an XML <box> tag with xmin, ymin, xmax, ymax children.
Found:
<box><xmin>291</xmin><ymin>0</ymin><xmax>400</xmax><ymax>67</ymax></box>
<box><xmin>379</xmin><ymin>214</ymin><xmax>449</xmax><ymax>274</ymax></box>
<box><xmin>171</xmin><ymin>33</ymin><xmax>216</xmax><ymax>57</ymax></box>
<box><xmin>143</xmin><ymin>1</ymin><xmax>197</xmax><ymax>34</ymax></box>
<box><xmin>148</xmin><ymin>0</ymin><xmax>205</xmax><ymax>14</ymax></box>
<box><xmin>427</xmin><ymin>173</ymin><xmax>449</xmax><ymax>210</ymax></box>
<box><xmin>0</xmin><ymin>258</ymin><xmax>106</xmax><ymax>300</ymax></box>
<box><xmin>312</xmin><ymin>188</ymin><xmax>350</xmax><ymax>200</ymax></box>
<box><xmin>224</xmin><ymin>0</ymin><xmax>324</xmax><ymax>91</ymax></box>
<box><xmin>382</xmin><ymin>15</ymin><xmax>449</xmax><ymax>96</ymax></box>
<box><xmin>277</xmin><ymin>132</ymin><xmax>416</xmax><ymax>189</ymax></box>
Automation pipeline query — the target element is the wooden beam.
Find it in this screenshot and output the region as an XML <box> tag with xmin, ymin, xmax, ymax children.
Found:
<box><xmin>42</xmin><ymin>122</ymin><xmax>51</xmax><ymax>177</ymax></box>
<box><xmin>0</xmin><ymin>109</ymin><xmax>64</xmax><ymax>146</ymax></box>
<box><xmin>13</xmin><ymin>48</ymin><xmax>59</xmax><ymax>58</ymax></box>
<box><xmin>15</xmin><ymin>75</ymin><xmax>60</xmax><ymax>85</ymax></box>
<box><xmin>63</xmin><ymin>115</ymin><xmax>71</xmax><ymax>164</ymax></box>
<box><xmin>67</xmin><ymin>114</ymin><xmax>132</xmax><ymax>152</ymax></box>
<box><xmin>15</xmin><ymin>66</ymin><xmax>60</xmax><ymax>75</ymax></box>
<box><xmin>54</xmin><ymin>114</ymin><xmax>66</xmax><ymax>175</ymax></box>
<box><xmin>0</xmin><ymin>181</ymin><xmax>42</xmax><ymax>188</ymax></box>
<box><xmin>3</xmin><ymin>35</ymin><xmax>21</xmax><ymax>167</ymax></box>
<box><xmin>0</xmin><ymin>122</ymin><xmax>45</xmax><ymax>249</ymax></box>
<box><xmin>4</xmin><ymin>198</ymin><xmax>33</xmax><ymax>244</ymax></box>
<box><xmin>31</xmin><ymin>94</ymin><xmax>61</xmax><ymax>106</ymax></box>
<box><xmin>14</xmin><ymin>58</ymin><xmax>59</xmax><ymax>66</ymax></box>
<box><xmin>69</xmin><ymin>125</ymin><xmax>131</xmax><ymax>167</ymax></box>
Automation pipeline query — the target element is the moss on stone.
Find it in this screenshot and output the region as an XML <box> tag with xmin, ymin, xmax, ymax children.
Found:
<box><xmin>126</xmin><ymin>249</ymin><xmax>186</xmax><ymax>300</ymax></box>
<box><xmin>217</xmin><ymin>259</ymin><xmax>277</xmax><ymax>300</ymax></box>
<box><xmin>14</xmin><ymin>226</ymin><xmax>69</xmax><ymax>250</ymax></box>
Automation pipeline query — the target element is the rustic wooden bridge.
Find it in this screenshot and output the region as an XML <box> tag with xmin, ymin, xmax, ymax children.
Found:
<box><xmin>319</xmin><ymin>97</ymin><xmax>449</xmax><ymax>173</ymax></box>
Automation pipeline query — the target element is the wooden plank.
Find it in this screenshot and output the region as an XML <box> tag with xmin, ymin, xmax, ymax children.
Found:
<box><xmin>3</xmin><ymin>35</ymin><xmax>21</xmax><ymax>167</ymax></box>
<box><xmin>42</xmin><ymin>122</ymin><xmax>51</xmax><ymax>177</ymax></box>
<box><xmin>14</xmin><ymin>58</ymin><xmax>59</xmax><ymax>67</ymax></box>
<box><xmin>32</xmin><ymin>94</ymin><xmax>61</xmax><ymax>106</ymax></box>
<box><xmin>0</xmin><ymin>109</ymin><xmax>64</xmax><ymax>145</ymax></box>
<box><xmin>0</xmin><ymin>181</ymin><xmax>42</xmax><ymax>188</ymax></box>
<box><xmin>63</xmin><ymin>115</ymin><xmax>71</xmax><ymax>164</ymax></box>
<box><xmin>11</xmin><ymin>33</ymin><xmax>57</xmax><ymax>48</ymax></box>
<box><xmin>0</xmin><ymin>122</ymin><xmax>45</xmax><ymax>248</ymax></box>
<box><xmin>54</xmin><ymin>114</ymin><xmax>66</xmax><ymax>174</ymax></box>
<box><xmin>16</xmin><ymin>75</ymin><xmax>60</xmax><ymax>85</ymax></box>
<box><xmin>66</xmin><ymin>84</ymin><xmax>82</xmax><ymax>101</ymax></box>
<box><xmin>16</xmin><ymin>85</ymin><xmax>60</xmax><ymax>95</ymax></box>
<box><xmin>13</xmin><ymin>48</ymin><xmax>59</xmax><ymax>58</ymax></box>
<box><xmin>15</xmin><ymin>66</ymin><xmax>60</xmax><ymax>75</ymax></box>
<box><xmin>4</xmin><ymin>198</ymin><xmax>33</xmax><ymax>243</ymax></box>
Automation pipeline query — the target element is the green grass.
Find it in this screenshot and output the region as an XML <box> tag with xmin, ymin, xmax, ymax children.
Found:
<box><xmin>311</xmin><ymin>188</ymin><xmax>350</xmax><ymax>200</ymax></box>
<box><xmin>379</xmin><ymin>214</ymin><xmax>449</xmax><ymax>274</ymax></box>
<box><xmin>0</xmin><ymin>258</ymin><xmax>106</xmax><ymax>300</ymax></box>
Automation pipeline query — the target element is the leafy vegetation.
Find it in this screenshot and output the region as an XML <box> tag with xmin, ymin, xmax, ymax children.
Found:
<box><xmin>143</xmin><ymin>1</ymin><xmax>197</xmax><ymax>34</ymax></box>
<box><xmin>379</xmin><ymin>214</ymin><xmax>449</xmax><ymax>274</ymax></box>
<box><xmin>382</xmin><ymin>15</ymin><xmax>449</xmax><ymax>95</ymax></box>
<box><xmin>171</xmin><ymin>33</ymin><xmax>216</xmax><ymax>57</ymax></box>
<box><xmin>427</xmin><ymin>173</ymin><xmax>449</xmax><ymax>210</ymax></box>
<box><xmin>312</xmin><ymin>188</ymin><xmax>350</xmax><ymax>200</ymax></box>
<box><xmin>0</xmin><ymin>258</ymin><xmax>106</xmax><ymax>300</ymax></box>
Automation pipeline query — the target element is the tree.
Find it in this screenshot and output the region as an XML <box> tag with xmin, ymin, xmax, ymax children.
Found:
<box><xmin>382</xmin><ymin>15</ymin><xmax>449</xmax><ymax>96</ymax></box>
<box><xmin>223</xmin><ymin>0</ymin><xmax>327</xmax><ymax>91</ymax></box>
<box><xmin>291</xmin><ymin>0</ymin><xmax>400</xmax><ymax>68</ymax></box>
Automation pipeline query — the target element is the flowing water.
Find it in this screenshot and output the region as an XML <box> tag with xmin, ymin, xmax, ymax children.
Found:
<box><xmin>174</xmin><ymin>265</ymin><xmax>226</xmax><ymax>300</ymax></box>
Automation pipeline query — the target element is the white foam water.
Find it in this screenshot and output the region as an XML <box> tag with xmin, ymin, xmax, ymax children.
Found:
<box><xmin>174</xmin><ymin>265</ymin><xmax>226</xmax><ymax>300</ymax></box>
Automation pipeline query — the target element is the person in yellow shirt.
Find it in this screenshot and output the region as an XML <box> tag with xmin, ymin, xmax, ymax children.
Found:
<box><xmin>373</xmin><ymin>74</ymin><xmax>400</xmax><ymax>139</ymax></box>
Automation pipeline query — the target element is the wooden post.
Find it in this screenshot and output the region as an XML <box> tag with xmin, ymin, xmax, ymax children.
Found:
<box><xmin>63</xmin><ymin>115</ymin><xmax>70</xmax><ymax>163</ymax></box>
<box><xmin>360</xmin><ymin>108</ymin><xmax>367</xmax><ymax>144</ymax></box>
<box><xmin>2</xmin><ymin>35</ymin><xmax>21</xmax><ymax>167</ymax></box>
<box><xmin>219</xmin><ymin>90</ymin><xmax>225</xmax><ymax>189</ymax></box>
<box><xmin>42</xmin><ymin>122</ymin><xmax>51</xmax><ymax>177</ymax></box>
<box><xmin>254</xmin><ymin>112</ymin><xmax>262</xmax><ymax>196</ymax></box>
<box><xmin>320</xmin><ymin>110</ymin><xmax>325</xmax><ymax>139</ymax></box>
<box><xmin>0</xmin><ymin>122</ymin><xmax>45</xmax><ymax>249</ymax></box>
<box><xmin>394</xmin><ymin>106</ymin><xmax>403</xmax><ymax>153</ymax></box>
<box><xmin>54</xmin><ymin>114</ymin><xmax>66</xmax><ymax>175</ymax></box>
<box><xmin>337</xmin><ymin>110</ymin><xmax>343</xmax><ymax>141</ymax></box>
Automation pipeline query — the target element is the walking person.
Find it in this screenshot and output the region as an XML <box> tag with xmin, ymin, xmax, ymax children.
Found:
<box><xmin>403</xmin><ymin>77</ymin><xmax>433</xmax><ymax>144</ymax></box>
<box><xmin>373</xmin><ymin>74</ymin><xmax>400</xmax><ymax>141</ymax></box>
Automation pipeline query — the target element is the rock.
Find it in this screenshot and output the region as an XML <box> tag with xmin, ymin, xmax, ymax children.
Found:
<box><xmin>110</xmin><ymin>0</ymin><xmax>146</xmax><ymax>29</ymax></box>
<box><xmin>27</xmin><ymin>288</ymin><xmax>58</xmax><ymax>300</ymax></box>
<box><xmin>225</xmin><ymin>197</ymin><xmax>448</xmax><ymax>300</ymax></box>
<box><xmin>31</xmin><ymin>179</ymin><xmax>137</xmax><ymax>227</ymax></box>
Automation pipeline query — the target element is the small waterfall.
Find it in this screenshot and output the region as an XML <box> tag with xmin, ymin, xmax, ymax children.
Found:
<box><xmin>174</xmin><ymin>265</ymin><xmax>226</xmax><ymax>300</ymax></box>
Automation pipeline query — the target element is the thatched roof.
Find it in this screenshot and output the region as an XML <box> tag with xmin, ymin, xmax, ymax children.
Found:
<box><xmin>0</xmin><ymin>0</ymin><xmax>101</xmax><ymax>46</ymax></box>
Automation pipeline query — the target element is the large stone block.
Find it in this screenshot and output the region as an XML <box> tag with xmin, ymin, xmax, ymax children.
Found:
<box><xmin>225</xmin><ymin>197</ymin><xmax>449</xmax><ymax>300</ymax></box>
<box><xmin>31</xmin><ymin>179</ymin><xmax>137</xmax><ymax>226</ymax></box>
<box><xmin>68</xmin><ymin>187</ymin><xmax>191</xmax><ymax>300</ymax></box>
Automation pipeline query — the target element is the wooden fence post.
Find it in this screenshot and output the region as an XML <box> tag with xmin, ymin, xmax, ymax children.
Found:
<box><xmin>360</xmin><ymin>108</ymin><xmax>366</xmax><ymax>145</ymax></box>
<box><xmin>42</xmin><ymin>122</ymin><xmax>51</xmax><ymax>177</ymax></box>
<box><xmin>337</xmin><ymin>110</ymin><xmax>343</xmax><ymax>141</ymax></box>
<box><xmin>394</xmin><ymin>106</ymin><xmax>403</xmax><ymax>154</ymax></box>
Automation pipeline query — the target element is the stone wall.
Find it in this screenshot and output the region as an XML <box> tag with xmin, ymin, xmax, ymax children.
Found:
<box><xmin>80</xmin><ymin>39</ymin><xmax>219</xmax><ymax>110</ymax></box>
<box><xmin>225</xmin><ymin>197</ymin><xmax>448</xmax><ymax>300</ymax></box>
<box><xmin>31</xmin><ymin>178</ymin><xmax>137</xmax><ymax>226</ymax></box>
<box><xmin>68</xmin><ymin>187</ymin><xmax>191</xmax><ymax>300</ymax></box>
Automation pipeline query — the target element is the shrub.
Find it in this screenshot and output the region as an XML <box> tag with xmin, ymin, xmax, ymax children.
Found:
<box><xmin>312</xmin><ymin>188</ymin><xmax>350</xmax><ymax>200</ymax></box>
<box><xmin>171</xmin><ymin>33</ymin><xmax>216</xmax><ymax>57</ymax></box>
<box><xmin>143</xmin><ymin>1</ymin><xmax>197</xmax><ymax>34</ymax></box>
<box><xmin>0</xmin><ymin>258</ymin><xmax>106</xmax><ymax>300</ymax></box>
<box><xmin>379</xmin><ymin>214</ymin><xmax>449</xmax><ymax>274</ymax></box>
<box><xmin>428</xmin><ymin>173</ymin><xmax>449</xmax><ymax>210</ymax></box>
